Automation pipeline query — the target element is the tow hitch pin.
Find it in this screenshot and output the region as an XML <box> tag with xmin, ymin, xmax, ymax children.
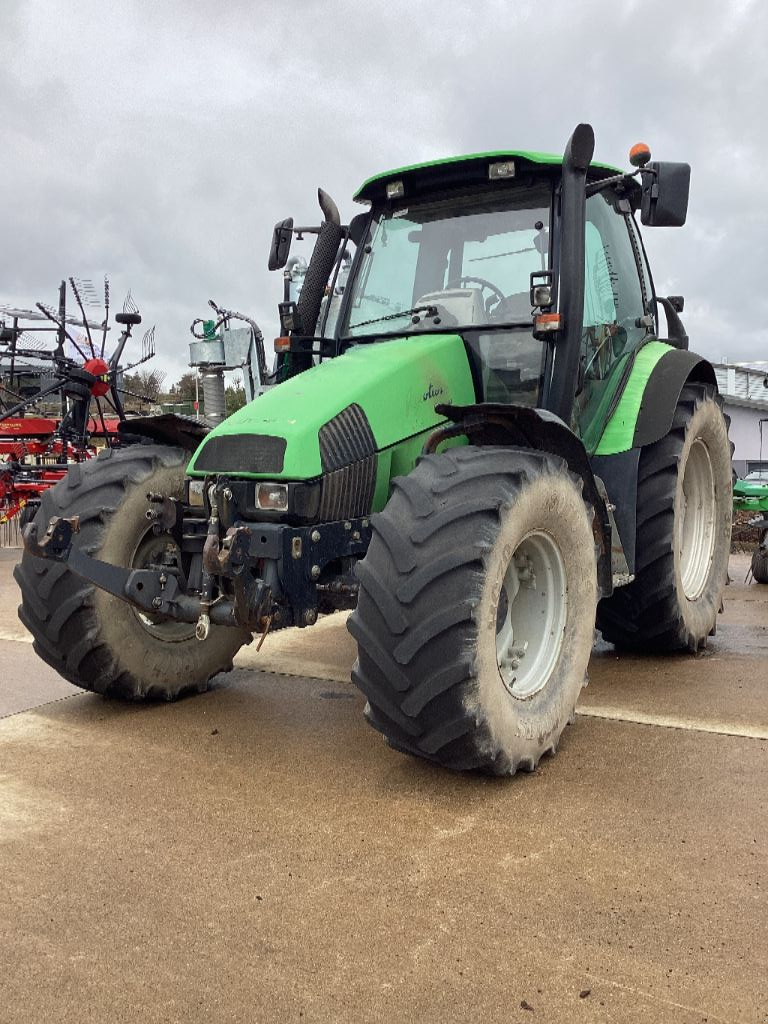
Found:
<box><xmin>195</xmin><ymin>612</ymin><xmax>211</xmax><ymax>641</ymax></box>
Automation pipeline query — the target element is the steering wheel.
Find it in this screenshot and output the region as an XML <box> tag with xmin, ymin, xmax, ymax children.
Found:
<box><xmin>459</xmin><ymin>276</ymin><xmax>506</xmax><ymax>314</ymax></box>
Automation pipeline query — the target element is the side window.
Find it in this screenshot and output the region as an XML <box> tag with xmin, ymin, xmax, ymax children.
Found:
<box><xmin>575</xmin><ymin>192</ymin><xmax>648</xmax><ymax>449</ymax></box>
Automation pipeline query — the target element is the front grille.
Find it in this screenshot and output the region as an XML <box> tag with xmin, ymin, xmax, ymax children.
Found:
<box><xmin>318</xmin><ymin>404</ymin><xmax>376</xmax><ymax>472</ymax></box>
<box><xmin>317</xmin><ymin>405</ymin><xmax>378</xmax><ymax>519</ymax></box>
<box><xmin>193</xmin><ymin>434</ymin><xmax>287</xmax><ymax>474</ymax></box>
<box><xmin>318</xmin><ymin>455</ymin><xmax>377</xmax><ymax>520</ymax></box>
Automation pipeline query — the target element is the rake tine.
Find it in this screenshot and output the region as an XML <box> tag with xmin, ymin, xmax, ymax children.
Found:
<box><xmin>69</xmin><ymin>277</ymin><xmax>96</xmax><ymax>358</ymax></box>
<box><xmin>143</xmin><ymin>325</ymin><xmax>155</xmax><ymax>362</ymax></box>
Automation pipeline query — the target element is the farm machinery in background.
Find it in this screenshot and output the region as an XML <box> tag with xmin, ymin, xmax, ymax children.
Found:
<box><xmin>0</xmin><ymin>278</ymin><xmax>156</xmax><ymax>525</ymax></box>
<box><xmin>733</xmin><ymin>475</ymin><xmax>768</xmax><ymax>582</ymax></box>
<box><xmin>186</xmin><ymin>253</ymin><xmax>349</xmax><ymax>421</ymax></box>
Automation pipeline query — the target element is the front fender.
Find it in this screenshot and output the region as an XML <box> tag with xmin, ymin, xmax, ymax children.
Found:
<box><xmin>432</xmin><ymin>402</ymin><xmax>614</xmax><ymax>597</ymax></box>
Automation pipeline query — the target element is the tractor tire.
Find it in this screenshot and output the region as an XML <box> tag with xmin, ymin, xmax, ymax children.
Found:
<box><xmin>14</xmin><ymin>445</ymin><xmax>249</xmax><ymax>700</ymax></box>
<box><xmin>751</xmin><ymin>540</ymin><xmax>768</xmax><ymax>584</ymax></box>
<box><xmin>348</xmin><ymin>446</ymin><xmax>598</xmax><ymax>775</ymax></box>
<box><xmin>597</xmin><ymin>384</ymin><xmax>732</xmax><ymax>651</ymax></box>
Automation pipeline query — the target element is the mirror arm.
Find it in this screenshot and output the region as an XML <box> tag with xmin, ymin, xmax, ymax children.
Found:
<box><xmin>585</xmin><ymin>168</ymin><xmax>643</xmax><ymax>198</ymax></box>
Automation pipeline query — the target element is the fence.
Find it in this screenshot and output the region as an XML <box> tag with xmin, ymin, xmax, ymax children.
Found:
<box><xmin>1</xmin><ymin>516</ymin><xmax>22</xmax><ymax>549</ymax></box>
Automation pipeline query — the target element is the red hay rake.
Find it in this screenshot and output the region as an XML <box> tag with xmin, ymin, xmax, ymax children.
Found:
<box><xmin>0</xmin><ymin>278</ymin><xmax>155</xmax><ymax>529</ymax></box>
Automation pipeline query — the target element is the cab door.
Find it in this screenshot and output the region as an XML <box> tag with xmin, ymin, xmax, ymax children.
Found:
<box><xmin>574</xmin><ymin>190</ymin><xmax>655</xmax><ymax>451</ymax></box>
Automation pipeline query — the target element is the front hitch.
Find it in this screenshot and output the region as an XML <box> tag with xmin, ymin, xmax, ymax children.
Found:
<box><xmin>23</xmin><ymin>515</ymin><xmax>80</xmax><ymax>560</ymax></box>
<box><xmin>22</xmin><ymin>517</ymin><xmax>271</xmax><ymax>633</ymax></box>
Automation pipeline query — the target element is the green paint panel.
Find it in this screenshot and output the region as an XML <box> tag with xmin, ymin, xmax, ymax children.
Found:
<box><xmin>354</xmin><ymin>150</ymin><xmax>621</xmax><ymax>202</ymax></box>
<box><xmin>594</xmin><ymin>342</ymin><xmax>674</xmax><ymax>455</ymax></box>
<box><xmin>188</xmin><ymin>334</ymin><xmax>475</xmax><ymax>480</ymax></box>
<box><xmin>733</xmin><ymin>480</ymin><xmax>768</xmax><ymax>512</ymax></box>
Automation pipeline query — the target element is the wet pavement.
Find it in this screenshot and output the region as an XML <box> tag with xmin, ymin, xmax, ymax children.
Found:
<box><xmin>1</xmin><ymin>546</ymin><xmax>766</xmax><ymax>1022</ymax></box>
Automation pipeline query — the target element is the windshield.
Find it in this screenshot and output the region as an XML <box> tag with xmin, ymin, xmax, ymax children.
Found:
<box><xmin>341</xmin><ymin>186</ymin><xmax>551</xmax><ymax>339</ymax></box>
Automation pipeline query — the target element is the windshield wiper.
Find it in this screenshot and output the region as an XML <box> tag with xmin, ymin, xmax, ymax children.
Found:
<box><xmin>349</xmin><ymin>304</ymin><xmax>438</xmax><ymax>331</ymax></box>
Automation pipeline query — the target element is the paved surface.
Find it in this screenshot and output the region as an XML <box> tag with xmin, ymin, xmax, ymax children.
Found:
<box><xmin>0</xmin><ymin>546</ymin><xmax>766</xmax><ymax>1023</ymax></box>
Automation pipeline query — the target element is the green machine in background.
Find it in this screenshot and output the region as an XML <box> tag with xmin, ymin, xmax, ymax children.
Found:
<box><xmin>17</xmin><ymin>124</ymin><xmax>734</xmax><ymax>776</ymax></box>
<box><xmin>733</xmin><ymin>477</ymin><xmax>768</xmax><ymax>582</ymax></box>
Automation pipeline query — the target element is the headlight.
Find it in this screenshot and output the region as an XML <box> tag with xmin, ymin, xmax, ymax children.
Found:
<box><xmin>256</xmin><ymin>482</ymin><xmax>289</xmax><ymax>512</ymax></box>
<box><xmin>187</xmin><ymin>479</ymin><xmax>205</xmax><ymax>508</ymax></box>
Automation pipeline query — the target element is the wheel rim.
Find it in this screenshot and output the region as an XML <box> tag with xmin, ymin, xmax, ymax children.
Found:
<box><xmin>679</xmin><ymin>438</ymin><xmax>716</xmax><ymax>601</ymax></box>
<box><xmin>130</xmin><ymin>531</ymin><xmax>197</xmax><ymax>642</ymax></box>
<box><xmin>495</xmin><ymin>530</ymin><xmax>567</xmax><ymax>699</ymax></box>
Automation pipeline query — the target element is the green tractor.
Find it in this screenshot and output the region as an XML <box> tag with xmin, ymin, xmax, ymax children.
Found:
<box><xmin>16</xmin><ymin>124</ymin><xmax>732</xmax><ymax>775</ymax></box>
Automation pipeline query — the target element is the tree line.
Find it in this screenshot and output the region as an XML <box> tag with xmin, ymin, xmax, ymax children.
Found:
<box><xmin>121</xmin><ymin>370</ymin><xmax>246</xmax><ymax>417</ymax></box>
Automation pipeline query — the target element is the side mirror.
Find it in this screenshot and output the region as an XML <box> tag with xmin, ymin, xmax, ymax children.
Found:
<box><xmin>268</xmin><ymin>217</ymin><xmax>294</xmax><ymax>271</ymax></box>
<box><xmin>640</xmin><ymin>162</ymin><xmax>691</xmax><ymax>227</ymax></box>
<box><xmin>348</xmin><ymin>212</ymin><xmax>369</xmax><ymax>248</ymax></box>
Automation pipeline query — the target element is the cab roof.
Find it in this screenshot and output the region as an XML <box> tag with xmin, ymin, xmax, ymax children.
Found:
<box><xmin>354</xmin><ymin>150</ymin><xmax>623</xmax><ymax>204</ymax></box>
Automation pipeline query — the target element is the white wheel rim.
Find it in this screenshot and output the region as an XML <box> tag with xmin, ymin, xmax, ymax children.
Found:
<box><xmin>495</xmin><ymin>530</ymin><xmax>568</xmax><ymax>699</ymax></box>
<box><xmin>680</xmin><ymin>438</ymin><xmax>716</xmax><ymax>601</ymax></box>
<box><xmin>131</xmin><ymin>530</ymin><xmax>197</xmax><ymax>642</ymax></box>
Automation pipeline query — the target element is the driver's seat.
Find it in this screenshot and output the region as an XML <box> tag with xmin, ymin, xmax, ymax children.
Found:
<box><xmin>492</xmin><ymin>291</ymin><xmax>532</xmax><ymax>322</ymax></box>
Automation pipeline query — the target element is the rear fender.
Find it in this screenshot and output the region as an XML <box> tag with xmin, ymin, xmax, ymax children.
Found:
<box><xmin>595</xmin><ymin>344</ymin><xmax>717</xmax><ymax>455</ymax></box>
<box><xmin>590</xmin><ymin>350</ymin><xmax>718</xmax><ymax>575</ymax></box>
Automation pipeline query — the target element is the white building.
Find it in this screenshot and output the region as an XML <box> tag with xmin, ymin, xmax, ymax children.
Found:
<box><xmin>713</xmin><ymin>363</ymin><xmax>768</xmax><ymax>477</ymax></box>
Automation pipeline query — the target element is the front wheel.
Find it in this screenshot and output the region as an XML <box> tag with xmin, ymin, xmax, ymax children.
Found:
<box><xmin>15</xmin><ymin>445</ymin><xmax>249</xmax><ymax>700</ymax></box>
<box><xmin>348</xmin><ymin>446</ymin><xmax>598</xmax><ymax>775</ymax></box>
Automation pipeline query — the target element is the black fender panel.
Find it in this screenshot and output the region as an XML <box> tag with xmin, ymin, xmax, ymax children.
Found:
<box><xmin>433</xmin><ymin>402</ymin><xmax>613</xmax><ymax>596</ymax></box>
<box><xmin>118</xmin><ymin>413</ymin><xmax>210</xmax><ymax>452</ymax></box>
<box><xmin>589</xmin><ymin>448</ymin><xmax>641</xmax><ymax>576</ymax></box>
<box><xmin>633</xmin><ymin>350</ymin><xmax>716</xmax><ymax>448</ymax></box>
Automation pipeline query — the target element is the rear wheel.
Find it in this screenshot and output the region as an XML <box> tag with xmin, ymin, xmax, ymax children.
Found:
<box><xmin>15</xmin><ymin>445</ymin><xmax>249</xmax><ymax>700</ymax></box>
<box><xmin>597</xmin><ymin>384</ymin><xmax>732</xmax><ymax>650</ymax></box>
<box><xmin>348</xmin><ymin>446</ymin><xmax>598</xmax><ymax>775</ymax></box>
<box><xmin>751</xmin><ymin>534</ymin><xmax>768</xmax><ymax>584</ymax></box>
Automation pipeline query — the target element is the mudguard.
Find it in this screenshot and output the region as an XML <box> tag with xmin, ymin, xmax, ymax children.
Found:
<box><xmin>595</xmin><ymin>342</ymin><xmax>717</xmax><ymax>455</ymax></box>
<box><xmin>118</xmin><ymin>413</ymin><xmax>210</xmax><ymax>452</ymax></box>
<box><xmin>590</xmin><ymin>344</ymin><xmax>718</xmax><ymax>575</ymax></box>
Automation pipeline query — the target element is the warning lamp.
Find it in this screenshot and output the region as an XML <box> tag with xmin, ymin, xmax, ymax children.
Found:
<box><xmin>83</xmin><ymin>357</ymin><xmax>110</xmax><ymax>397</ymax></box>
<box><xmin>629</xmin><ymin>142</ymin><xmax>652</xmax><ymax>168</ymax></box>
<box><xmin>274</xmin><ymin>336</ymin><xmax>291</xmax><ymax>353</ymax></box>
<box><xmin>533</xmin><ymin>312</ymin><xmax>562</xmax><ymax>339</ymax></box>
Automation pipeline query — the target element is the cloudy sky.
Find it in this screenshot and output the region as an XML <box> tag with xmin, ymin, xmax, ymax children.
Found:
<box><xmin>2</xmin><ymin>0</ymin><xmax>766</xmax><ymax>385</ymax></box>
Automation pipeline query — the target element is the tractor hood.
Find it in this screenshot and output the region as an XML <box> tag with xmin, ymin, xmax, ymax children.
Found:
<box><xmin>187</xmin><ymin>333</ymin><xmax>475</xmax><ymax>480</ymax></box>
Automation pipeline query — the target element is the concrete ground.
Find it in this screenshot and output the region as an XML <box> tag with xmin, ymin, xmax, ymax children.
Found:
<box><xmin>0</xmin><ymin>546</ymin><xmax>766</xmax><ymax>1023</ymax></box>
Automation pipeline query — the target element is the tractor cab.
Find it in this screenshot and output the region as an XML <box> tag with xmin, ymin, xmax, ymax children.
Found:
<box><xmin>271</xmin><ymin>135</ymin><xmax>690</xmax><ymax>457</ymax></box>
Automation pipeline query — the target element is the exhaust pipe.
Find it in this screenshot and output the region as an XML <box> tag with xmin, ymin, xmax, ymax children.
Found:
<box><xmin>293</xmin><ymin>188</ymin><xmax>344</xmax><ymax>336</ymax></box>
<box><xmin>548</xmin><ymin>123</ymin><xmax>594</xmax><ymax>423</ymax></box>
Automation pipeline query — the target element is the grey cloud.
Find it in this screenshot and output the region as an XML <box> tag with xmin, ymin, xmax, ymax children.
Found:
<box><xmin>1</xmin><ymin>0</ymin><xmax>765</xmax><ymax>384</ymax></box>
